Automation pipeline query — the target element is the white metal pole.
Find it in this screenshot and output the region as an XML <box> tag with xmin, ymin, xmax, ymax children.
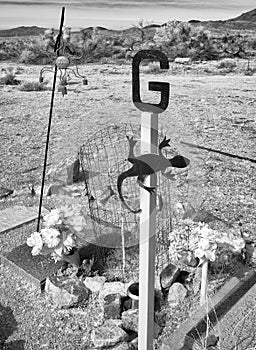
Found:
<box><xmin>138</xmin><ymin>112</ymin><xmax>158</xmax><ymax>350</ymax></box>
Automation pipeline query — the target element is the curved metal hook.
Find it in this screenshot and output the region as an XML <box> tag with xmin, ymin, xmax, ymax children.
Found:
<box><xmin>132</xmin><ymin>50</ymin><xmax>170</xmax><ymax>113</ymax></box>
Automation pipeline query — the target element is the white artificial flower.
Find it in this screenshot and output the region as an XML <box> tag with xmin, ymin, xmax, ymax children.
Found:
<box><xmin>51</xmin><ymin>247</ymin><xmax>63</xmax><ymax>262</ymax></box>
<box><xmin>232</xmin><ymin>238</ymin><xmax>245</xmax><ymax>252</ymax></box>
<box><xmin>198</xmin><ymin>238</ymin><xmax>210</xmax><ymax>251</ymax></box>
<box><xmin>44</xmin><ymin>209</ymin><xmax>61</xmax><ymax>227</ymax></box>
<box><xmin>31</xmin><ymin>245</ymin><xmax>42</xmax><ymax>256</ymax></box>
<box><xmin>194</xmin><ymin>248</ymin><xmax>205</xmax><ymax>259</ymax></box>
<box><xmin>71</xmin><ymin>215</ymin><xmax>87</xmax><ymax>232</ymax></box>
<box><xmin>195</xmin><ymin>239</ymin><xmax>217</xmax><ymax>263</ymax></box>
<box><xmin>41</xmin><ymin>228</ymin><xmax>61</xmax><ymax>248</ymax></box>
<box><xmin>63</xmin><ymin>234</ymin><xmax>75</xmax><ymax>250</ymax></box>
<box><xmin>205</xmin><ymin>250</ymin><xmax>216</xmax><ymax>262</ymax></box>
<box><xmin>27</xmin><ymin>232</ymin><xmax>43</xmax><ymax>253</ymax></box>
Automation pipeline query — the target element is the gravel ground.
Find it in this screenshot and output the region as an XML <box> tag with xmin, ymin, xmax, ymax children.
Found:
<box><xmin>0</xmin><ymin>59</ymin><xmax>256</xmax><ymax>349</ymax></box>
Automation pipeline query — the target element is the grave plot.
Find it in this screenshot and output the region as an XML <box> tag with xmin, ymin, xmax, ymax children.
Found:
<box><xmin>161</xmin><ymin>268</ymin><xmax>256</xmax><ymax>350</ymax></box>
<box><xmin>0</xmin><ymin>206</ymin><xmax>62</xmax><ymax>290</ymax></box>
<box><xmin>0</xmin><ymin>244</ymin><xmax>62</xmax><ymax>290</ymax></box>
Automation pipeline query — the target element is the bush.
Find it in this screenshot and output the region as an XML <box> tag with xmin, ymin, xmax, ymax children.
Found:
<box><xmin>153</xmin><ymin>20</ymin><xmax>218</xmax><ymax>61</ymax></box>
<box><xmin>0</xmin><ymin>69</ymin><xmax>19</xmax><ymax>85</ymax></box>
<box><xmin>19</xmin><ymin>38</ymin><xmax>54</xmax><ymax>65</ymax></box>
<box><xmin>216</xmin><ymin>59</ymin><xmax>237</xmax><ymax>70</ymax></box>
<box><xmin>18</xmin><ymin>80</ymin><xmax>48</xmax><ymax>91</ymax></box>
<box><xmin>145</xmin><ymin>61</ymin><xmax>162</xmax><ymax>74</ymax></box>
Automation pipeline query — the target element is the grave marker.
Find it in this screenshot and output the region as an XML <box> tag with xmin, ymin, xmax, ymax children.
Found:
<box><xmin>132</xmin><ymin>50</ymin><xmax>170</xmax><ymax>350</ymax></box>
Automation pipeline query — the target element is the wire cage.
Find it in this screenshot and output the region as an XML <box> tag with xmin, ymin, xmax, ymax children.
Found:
<box><xmin>79</xmin><ymin>123</ymin><xmax>176</xmax><ymax>273</ymax></box>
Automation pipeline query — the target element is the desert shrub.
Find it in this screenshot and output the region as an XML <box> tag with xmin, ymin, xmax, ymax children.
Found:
<box><xmin>19</xmin><ymin>38</ymin><xmax>53</xmax><ymax>65</ymax></box>
<box><xmin>216</xmin><ymin>59</ymin><xmax>237</xmax><ymax>70</ymax></box>
<box><xmin>0</xmin><ymin>40</ymin><xmax>27</xmax><ymax>61</ymax></box>
<box><xmin>153</xmin><ymin>21</ymin><xmax>218</xmax><ymax>61</ymax></box>
<box><xmin>145</xmin><ymin>61</ymin><xmax>162</xmax><ymax>74</ymax></box>
<box><xmin>0</xmin><ymin>68</ymin><xmax>20</xmax><ymax>85</ymax></box>
<box><xmin>18</xmin><ymin>80</ymin><xmax>48</xmax><ymax>91</ymax></box>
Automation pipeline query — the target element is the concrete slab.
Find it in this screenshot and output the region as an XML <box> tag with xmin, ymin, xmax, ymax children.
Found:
<box><xmin>0</xmin><ymin>205</ymin><xmax>48</xmax><ymax>234</ymax></box>
<box><xmin>0</xmin><ymin>244</ymin><xmax>61</xmax><ymax>290</ymax></box>
<box><xmin>161</xmin><ymin>268</ymin><xmax>256</xmax><ymax>350</ymax></box>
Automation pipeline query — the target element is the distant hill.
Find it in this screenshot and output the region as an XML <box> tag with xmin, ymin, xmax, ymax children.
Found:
<box><xmin>0</xmin><ymin>26</ymin><xmax>46</xmax><ymax>37</ymax></box>
<box><xmin>228</xmin><ymin>8</ymin><xmax>256</xmax><ymax>22</ymax></box>
<box><xmin>0</xmin><ymin>8</ymin><xmax>256</xmax><ymax>38</ymax></box>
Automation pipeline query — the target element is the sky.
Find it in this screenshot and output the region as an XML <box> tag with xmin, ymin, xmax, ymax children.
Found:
<box><xmin>0</xmin><ymin>0</ymin><xmax>255</xmax><ymax>30</ymax></box>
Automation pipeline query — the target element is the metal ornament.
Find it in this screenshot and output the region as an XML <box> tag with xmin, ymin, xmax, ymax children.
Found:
<box><xmin>39</xmin><ymin>14</ymin><xmax>88</xmax><ymax>96</ymax></box>
<box><xmin>132</xmin><ymin>50</ymin><xmax>170</xmax><ymax>113</ymax></box>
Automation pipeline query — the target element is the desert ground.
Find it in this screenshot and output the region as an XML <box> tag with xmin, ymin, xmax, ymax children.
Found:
<box><xmin>0</xmin><ymin>59</ymin><xmax>256</xmax><ymax>349</ymax></box>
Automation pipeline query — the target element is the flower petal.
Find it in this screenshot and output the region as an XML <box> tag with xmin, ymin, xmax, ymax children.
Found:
<box><xmin>205</xmin><ymin>250</ymin><xmax>216</xmax><ymax>262</ymax></box>
<box><xmin>27</xmin><ymin>232</ymin><xmax>43</xmax><ymax>249</ymax></box>
<box><xmin>31</xmin><ymin>245</ymin><xmax>41</xmax><ymax>256</ymax></box>
<box><xmin>199</xmin><ymin>239</ymin><xmax>210</xmax><ymax>250</ymax></box>
<box><xmin>194</xmin><ymin>248</ymin><xmax>205</xmax><ymax>258</ymax></box>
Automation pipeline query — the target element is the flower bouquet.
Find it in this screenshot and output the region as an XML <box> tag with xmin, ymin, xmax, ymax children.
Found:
<box><xmin>169</xmin><ymin>220</ymin><xmax>245</xmax><ymax>305</ymax></box>
<box><xmin>27</xmin><ymin>205</ymin><xmax>89</xmax><ymax>267</ymax></box>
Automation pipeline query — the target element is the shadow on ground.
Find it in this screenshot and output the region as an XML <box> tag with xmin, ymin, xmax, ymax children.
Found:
<box><xmin>0</xmin><ymin>304</ymin><xmax>25</xmax><ymax>350</ymax></box>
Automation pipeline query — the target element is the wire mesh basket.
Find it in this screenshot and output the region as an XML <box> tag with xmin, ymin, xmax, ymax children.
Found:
<box><xmin>79</xmin><ymin>123</ymin><xmax>176</xmax><ymax>271</ymax></box>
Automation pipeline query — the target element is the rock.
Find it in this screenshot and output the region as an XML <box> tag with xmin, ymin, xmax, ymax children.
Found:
<box><xmin>99</xmin><ymin>282</ymin><xmax>127</xmax><ymax>300</ymax></box>
<box><xmin>90</xmin><ymin>319</ymin><xmax>128</xmax><ymax>348</ymax></box>
<box><xmin>174</xmin><ymin>57</ymin><xmax>192</xmax><ymax>64</ymax></box>
<box><xmin>46</xmin><ymin>183</ymin><xmax>84</xmax><ymax>197</ymax></box>
<box><xmin>205</xmin><ymin>334</ymin><xmax>219</xmax><ymax>348</ymax></box>
<box><xmin>47</xmin><ymin>156</ymin><xmax>85</xmax><ymax>187</ymax></box>
<box><xmin>180</xmin><ymin>251</ymin><xmax>200</xmax><ymax>268</ymax></box>
<box><xmin>46</xmin><ymin>184</ymin><xmax>65</xmax><ymax>196</ymax></box>
<box><xmin>111</xmin><ymin>342</ymin><xmax>130</xmax><ymax>350</ymax></box>
<box><xmin>154</xmin><ymin>289</ymin><xmax>163</xmax><ymax>311</ymax></box>
<box><xmin>160</xmin><ymin>263</ymin><xmax>180</xmax><ymax>290</ymax></box>
<box><xmin>121</xmin><ymin>309</ymin><xmax>160</xmax><ymax>338</ymax></box>
<box><xmin>129</xmin><ymin>337</ymin><xmax>138</xmax><ymax>350</ymax></box>
<box><xmin>103</xmin><ymin>293</ymin><xmax>122</xmax><ymax>319</ymax></box>
<box><xmin>83</xmin><ymin>276</ymin><xmax>106</xmax><ymax>293</ymax></box>
<box><xmin>45</xmin><ymin>275</ymin><xmax>90</xmax><ymax>308</ymax></box>
<box><xmin>175</xmin><ymin>271</ymin><xmax>191</xmax><ymax>285</ymax></box>
<box><xmin>98</xmin><ymin>282</ymin><xmax>126</xmax><ymax>320</ymax></box>
<box><xmin>167</xmin><ymin>282</ymin><xmax>187</xmax><ymax>307</ymax></box>
<box><xmin>91</xmin><ymin>305</ymin><xmax>105</xmax><ymax>328</ymax></box>
<box><xmin>0</xmin><ymin>187</ymin><xmax>13</xmax><ymax>199</ymax></box>
<box><xmin>121</xmin><ymin>309</ymin><xmax>139</xmax><ymax>333</ymax></box>
<box><xmin>122</xmin><ymin>296</ymin><xmax>132</xmax><ymax>312</ymax></box>
<box><xmin>66</xmin><ymin>158</ymin><xmax>83</xmax><ymax>184</ymax></box>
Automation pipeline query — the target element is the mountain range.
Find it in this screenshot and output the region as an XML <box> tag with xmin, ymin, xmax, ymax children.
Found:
<box><xmin>0</xmin><ymin>8</ymin><xmax>255</xmax><ymax>37</ymax></box>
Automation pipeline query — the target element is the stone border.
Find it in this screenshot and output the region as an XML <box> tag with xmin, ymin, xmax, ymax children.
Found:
<box><xmin>0</xmin><ymin>253</ymin><xmax>44</xmax><ymax>289</ymax></box>
<box><xmin>0</xmin><ymin>205</ymin><xmax>48</xmax><ymax>234</ymax></box>
<box><xmin>0</xmin><ymin>245</ymin><xmax>62</xmax><ymax>291</ymax></box>
<box><xmin>161</xmin><ymin>268</ymin><xmax>256</xmax><ymax>350</ymax></box>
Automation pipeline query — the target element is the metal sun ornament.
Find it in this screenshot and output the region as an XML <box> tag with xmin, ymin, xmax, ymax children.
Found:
<box><xmin>39</xmin><ymin>20</ymin><xmax>88</xmax><ymax>96</ymax></box>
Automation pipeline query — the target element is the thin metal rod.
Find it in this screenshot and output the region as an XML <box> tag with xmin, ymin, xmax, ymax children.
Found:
<box><xmin>36</xmin><ymin>7</ymin><xmax>65</xmax><ymax>232</ymax></box>
<box><xmin>181</xmin><ymin>141</ymin><xmax>256</xmax><ymax>164</ymax></box>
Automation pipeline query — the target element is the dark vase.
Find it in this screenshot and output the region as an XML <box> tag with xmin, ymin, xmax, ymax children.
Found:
<box><xmin>127</xmin><ymin>282</ymin><xmax>139</xmax><ymax>309</ymax></box>
<box><xmin>62</xmin><ymin>247</ymin><xmax>81</xmax><ymax>268</ymax></box>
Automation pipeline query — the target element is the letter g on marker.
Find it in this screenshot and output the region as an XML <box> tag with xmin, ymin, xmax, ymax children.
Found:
<box><xmin>132</xmin><ymin>50</ymin><xmax>170</xmax><ymax>114</ymax></box>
